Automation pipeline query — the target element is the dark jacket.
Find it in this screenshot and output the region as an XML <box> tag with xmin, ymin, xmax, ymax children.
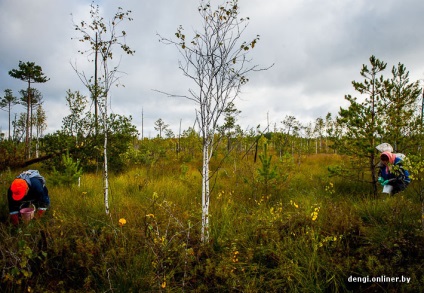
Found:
<box><xmin>7</xmin><ymin>177</ymin><xmax>50</xmax><ymax>214</ymax></box>
<box><xmin>378</xmin><ymin>154</ymin><xmax>410</xmax><ymax>195</ymax></box>
<box><xmin>379</xmin><ymin>156</ymin><xmax>411</xmax><ymax>183</ymax></box>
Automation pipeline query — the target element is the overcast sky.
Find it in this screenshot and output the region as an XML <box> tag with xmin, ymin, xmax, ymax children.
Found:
<box><xmin>1</xmin><ymin>0</ymin><xmax>424</xmax><ymax>138</ymax></box>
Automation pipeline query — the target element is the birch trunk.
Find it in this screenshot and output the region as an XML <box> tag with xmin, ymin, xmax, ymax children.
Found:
<box><xmin>201</xmin><ymin>140</ymin><xmax>210</xmax><ymax>242</ymax></box>
<box><xmin>104</xmin><ymin>97</ymin><xmax>110</xmax><ymax>215</ymax></box>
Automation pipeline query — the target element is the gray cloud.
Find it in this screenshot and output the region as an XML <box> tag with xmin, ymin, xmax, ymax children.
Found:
<box><xmin>1</xmin><ymin>0</ymin><xmax>424</xmax><ymax>138</ymax></box>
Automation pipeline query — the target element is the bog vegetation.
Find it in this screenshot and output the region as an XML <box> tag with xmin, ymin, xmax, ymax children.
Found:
<box><xmin>0</xmin><ymin>135</ymin><xmax>423</xmax><ymax>292</ymax></box>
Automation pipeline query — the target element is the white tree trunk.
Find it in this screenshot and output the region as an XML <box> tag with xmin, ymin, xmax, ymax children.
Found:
<box><xmin>316</xmin><ymin>138</ymin><xmax>318</xmax><ymax>154</ymax></box>
<box><xmin>104</xmin><ymin>98</ymin><xmax>110</xmax><ymax>215</ymax></box>
<box><xmin>201</xmin><ymin>139</ymin><xmax>210</xmax><ymax>242</ymax></box>
<box><xmin>35</xmin><ymin>124</ymin><xmax>38</xmax><ymax>158</ymax></box>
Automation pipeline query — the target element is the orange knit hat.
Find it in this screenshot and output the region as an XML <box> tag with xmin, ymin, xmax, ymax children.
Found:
<box><xmin>10</xmin><ymin>178</ymin><xmax>28</xmax><ymax>201</ymax></box>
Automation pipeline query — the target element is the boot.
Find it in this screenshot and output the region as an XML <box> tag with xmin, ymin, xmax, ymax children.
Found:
<box><xmin>10</xmin><ymin>214</ymin><xmax>19</xmax><ymax>226</ymax></box>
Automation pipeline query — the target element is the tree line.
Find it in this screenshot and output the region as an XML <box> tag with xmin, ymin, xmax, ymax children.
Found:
<box><xmin>0</xmin><ymin>56</ymin><xmax>422</xmax><ymax>201</ymax></box>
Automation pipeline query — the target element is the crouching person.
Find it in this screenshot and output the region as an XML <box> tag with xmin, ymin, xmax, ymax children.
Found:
<box><xmin>7</xmin><ymin>170</ymin><xmax>50</xmax><ymax>225</ymax></box>
<box><xmin>378</xmin><ymin>151</ymin><xmax>411</xmax><ymax>195</ymax></box>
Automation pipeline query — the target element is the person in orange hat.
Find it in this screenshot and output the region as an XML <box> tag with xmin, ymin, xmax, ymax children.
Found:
<box><xmin>7</xmin><ymin>170</ymin><xmax>50</xmax><ymax>225</ymax></box>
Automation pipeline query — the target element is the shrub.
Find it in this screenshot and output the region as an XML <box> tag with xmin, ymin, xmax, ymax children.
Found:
<box><xmin>50</xmin><ymin>152</ymin><xmax>83</xmax><ymax>186</ymax></box>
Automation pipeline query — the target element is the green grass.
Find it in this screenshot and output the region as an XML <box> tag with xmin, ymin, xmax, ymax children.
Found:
<box><xmin>0</xmin><ymin>154</ymin><xmax>423</xmax><ymax>292</ymax></box>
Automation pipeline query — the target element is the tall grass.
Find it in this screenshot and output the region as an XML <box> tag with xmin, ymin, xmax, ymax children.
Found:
<box><xmin>0</xmin><ymin>154</ymin><xmax>423</xmax><ymax>292</ymax></box>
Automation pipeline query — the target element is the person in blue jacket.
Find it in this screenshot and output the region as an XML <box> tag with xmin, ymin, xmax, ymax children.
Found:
<box><xmin>378</xmin><ymin>151</ymin><xmax>411</xmax><ymax>195</ymax></box>
<box><xmin>7</xmin><ymin>170</ymin><xmax>50</xmax><ymax>225</ymax></box>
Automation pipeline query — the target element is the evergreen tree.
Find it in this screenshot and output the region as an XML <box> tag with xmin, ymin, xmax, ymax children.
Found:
<box><xmin>51</xmin><ymin>151</ymin><xmax>83</xmax><ymax>186</ymax></box>
<box><xmin>19</xmin><ymin>88</ymin><xmax>43</xmax><ymax>153</ymax></box>
<box><xmin>219</xmin><ymin>102</ymin><xmax>241</xmax><ymax>151</ymax></box>
<box><xmin>9</xmin><ymin>61</ymin><xmax>49</xmax><ymax>157</ymax></box>
<box><xmin>336</xmin><ymin>55</ymin><xmax>387</xmax><ymax>196</ymax></box>
<box><xmin>0</xmin><ymin>89</ymin><xmax>18</xmax><ymax>140</ymax></box>
<box><xmin>257</xmin><ymin>140</ymin><xmax>277</xmax><ymax>194</ymax></box>
<box><xmin>381</xmin><ymin>62</ymin><xmax>422</xmax><ymax>153</ymax></box>
<box><xmin>154</xmin><ymin>118</ymin><xmax>169</xmax><ymax>138</ymax></box>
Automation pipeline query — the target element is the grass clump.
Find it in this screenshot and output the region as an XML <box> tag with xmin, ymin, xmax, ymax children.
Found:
<box><xmin>0</xmin><ymin>154</ymin><xmax>423</xmax><ymax>292</ymax></box>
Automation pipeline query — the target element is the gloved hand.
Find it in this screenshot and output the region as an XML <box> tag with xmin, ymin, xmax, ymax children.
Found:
<box><xmin>382</xmin><ymin>180</ymin><xmax>390</xmax><ymax>186</ymax></box>
<box><xmin>36</xmin><ymin>209</ymin><xmax>46</xmax><ymax>219</ymax></box>
<box><xmin>10</xmin><ymin>214</ymin><xmax>19</xmax><ymax>226</ymax></box>
<box><xmin>378</xmin><ymin>177</ymin><xmax>384</xmax><ymax>184</ymax></box>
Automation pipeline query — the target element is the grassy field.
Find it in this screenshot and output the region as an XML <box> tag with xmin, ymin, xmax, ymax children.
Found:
<box><xmin>0</xmin><ymin>153</ymin><xmax>423</xmax><ymax>292</ymax></box>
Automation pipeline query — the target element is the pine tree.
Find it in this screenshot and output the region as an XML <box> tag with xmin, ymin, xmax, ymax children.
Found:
<box><xmin>336</xmin><ymin>56</ymin><xmax>387</xmax><ymax>196</ymax></box>
<box><xmin>0</xmin><ymin>89</ymin><xmax>18</xmax><ymax>140</ymax></box>
<box><xmin>257</xmin><ymin>140</ymin><xmax>277</xmax><ymax>194</ymax></box>
<box><xmin>9</xmin><ymin>61</ymin><xmax>49</xmax><ymax>158</ymax></box>
<box><xmin>381</xmin><ymin>63</ymin><xmax>422</xmax><ymax>153</ymax></box>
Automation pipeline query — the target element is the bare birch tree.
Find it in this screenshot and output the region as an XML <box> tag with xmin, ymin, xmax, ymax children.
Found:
<box><xmin>159</xmin><ymin>0</ymin><xmax>268</xmax><ymax>242</ymax></box>
<box><xmin>72</xmin><ymin>2</ymin><xmax>134</xmax><ymax>214</ymax></box>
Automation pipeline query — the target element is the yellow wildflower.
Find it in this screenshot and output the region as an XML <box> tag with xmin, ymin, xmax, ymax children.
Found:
<box><xmin>311</xmin><ymin>207</ymin><xmax>320</xmax><ymax>221</ymax></box>
<box><xmin>290</xmin><ymin>200</ymin><xmax>299</xmax><ymax>208</ymax></box>
<box><xmin>119</xmin><ymin>218</ymin><xmax>127</xmax><ymax>226</ymax></box>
